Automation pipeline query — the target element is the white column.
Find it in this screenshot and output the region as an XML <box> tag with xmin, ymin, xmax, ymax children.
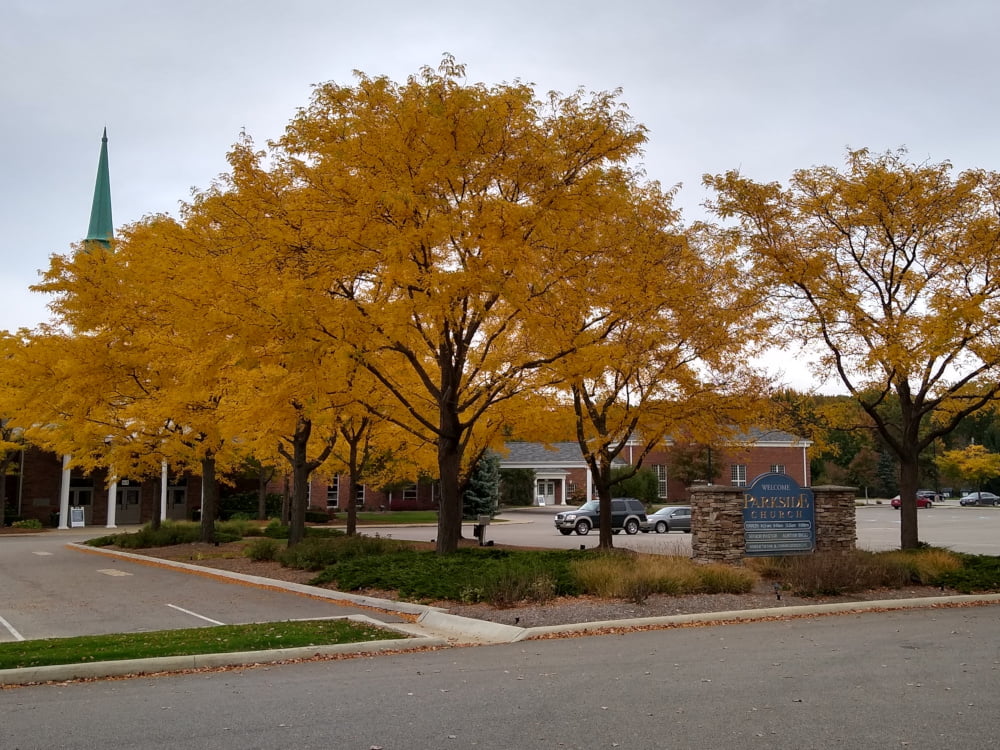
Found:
<box><xmin>160</xmin><ymin>460</ymin><xmax>168</xmax><ymax>521</ymax></box>
<box><xmin>585</xmin><ymin>467</ymin><xmax>593</xmax><ymax>502</ymax></box>
<box><xmin>58</xmin><ymin>454</ymin><xmax>71</xmax><ymax>529</ymax></box>
<box><xmin>106</xmin><ymin>479</ymin><xmax>118</xmax><ymax>528</ymax></box>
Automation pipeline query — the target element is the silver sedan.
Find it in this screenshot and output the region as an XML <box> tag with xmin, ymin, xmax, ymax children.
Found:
<box><xmin>642</xmin><ymin>505</ymin><xmax>692</xmax><ymax>533</ymax></box>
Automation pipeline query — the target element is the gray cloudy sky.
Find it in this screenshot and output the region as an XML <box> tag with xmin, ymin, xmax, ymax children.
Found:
<box><xmin>4</xmin><ymin>0</ymin><xmax>998</xmax><ymax>389</ymax></box>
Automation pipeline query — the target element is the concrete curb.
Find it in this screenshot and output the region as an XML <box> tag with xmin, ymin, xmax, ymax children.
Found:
<box><xmin>517</xmin><ymin>593</ymin><xmax>1000</xmax><ymax>640</ymax></box>
<box><xmin>416</xmin><ymin>610</ymin><xmax>527</xmax><ymax>644</ymax></box>
<box><xmin>0</xmin><ymin>632</ymin><xmax>449</xmax><ymax>686</ymax></box>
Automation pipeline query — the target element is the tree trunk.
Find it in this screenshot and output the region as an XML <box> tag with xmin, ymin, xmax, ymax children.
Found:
<box><xmin>149</xmin><ymin>474</ymin><xmax>161</xmax><ymax>531</ymax></box>
<box><xmin>257</xmin><ymin>467</ymin><xmax>271</xmax><ymax>521</ymax></box>
<box><xmin>436</xmin><ymin>435</ymin><xmax>464</xmax><ymax>554</ymax></box>
<box><xmin>199</xmin><ymin>453</ymin><xmax>217</xmax><ymax>544</ymax></box>
<box><xmin>346</xmin><ymin>438</ymin><xmax>360</xmax><ymax>536</ymax></box>
<box><xmin>281</xmin><ymin>475</ymin><xmax>291</xmax><ymax>525</ymax></box>
<box><xmin>898</xmin><ymin>455</ymin><xmax>921</xmax><ymax>550</ymax></box>
<box><xmin>288</xmin><ymin>428</ymin><xmax>310</xmax><ymax>547</ymax></box>
<box><xmin>0</xmin><ymin>454</ymin><xmax>10</xmax><ymax>527</ymax></box>
<box><xmin>594</xmin><ymin>457</ymin><xmax>615</xmax><ymax>550</ymax></box>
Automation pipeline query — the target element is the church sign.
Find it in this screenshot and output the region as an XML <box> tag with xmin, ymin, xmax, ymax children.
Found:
<box><xmin>742</xmin><ymin>473</ymin><xmax>815</xmax><ymax>556</ymax></box>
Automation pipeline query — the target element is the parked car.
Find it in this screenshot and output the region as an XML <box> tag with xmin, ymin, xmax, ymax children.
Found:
<box><xmin>959</xmin><ymin>491</ymin><xmax>1000</xmax><ymax>507</ymax></box>
<box><xmin>890</xmin><ymin>492</ymin><xmax>935</xmax><ymax>509</ymax></box>
<box><xmin>554</xmin><ymin>498</ymin><xmax>647</xmax><ymax>536</ymax></box>
<box><xmin>642</xmin><ymin>505</ymin><xmax>692</xmax><ymax>533</ymax></box>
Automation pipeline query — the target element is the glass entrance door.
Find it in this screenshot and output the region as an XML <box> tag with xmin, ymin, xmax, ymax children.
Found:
<box><xmin>117</xmin><ymin>487</ymin><xmax>142</xmax><ymax>524</ymax></box>
<box><xmin>70</xmin><ymin>487</ymin><xmax>93</xmax><ymax>524</ymax></box>
<box><xmin>536</xmin><ymin>479</ymin><xmax>556</xmax><ymax>506</ymax></box>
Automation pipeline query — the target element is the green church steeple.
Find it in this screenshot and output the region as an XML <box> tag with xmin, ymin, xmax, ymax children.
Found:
<box><xmin>85</xmin><ymin>128</ymin><xmax>113</xmax><ymax>248</ymax></box>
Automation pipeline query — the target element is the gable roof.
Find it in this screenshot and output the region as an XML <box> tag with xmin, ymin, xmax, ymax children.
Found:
<box><xmin>499</xmin><ymin>442</ymin><xmax>591</xmax><ymax>467</ymax></box>
<box><xmin>499</xmin><ymin>428</ymin><xmax>810</xmax><ymax>469</ymax></box>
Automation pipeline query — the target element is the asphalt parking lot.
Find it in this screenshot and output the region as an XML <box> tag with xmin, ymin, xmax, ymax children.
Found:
<box><xmin>362</xmin><ymin>502</ymin><xmax>1000</xmax><ymax>556</ymax></box>
<box><xmin>0</xmin><ymin>530</ymin><xmax>410</xmax><ymax>644</ymax></box>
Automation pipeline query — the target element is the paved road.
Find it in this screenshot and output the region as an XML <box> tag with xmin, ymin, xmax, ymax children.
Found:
<box><xmin>0</xmin><ymin>531</ymin><xmax>408</xmax><ymax>644</ymax></box>
<box><xmin>363</xmin><ymin>503</ymin><xmax>1000</xmax><ymax>555</ymax></box>
<box><xmin>3</xmin><ymin>605</ymin><xmax>998</xmax><ymax>749</ymax></box>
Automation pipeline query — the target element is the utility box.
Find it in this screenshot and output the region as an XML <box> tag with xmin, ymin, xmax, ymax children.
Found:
<box><xmin>473</xmin><ymin>515</ymin><xmax>491</xmax><ymax>546</ymax></box>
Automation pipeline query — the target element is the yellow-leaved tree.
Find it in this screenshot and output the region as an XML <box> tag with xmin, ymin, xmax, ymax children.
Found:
<box><xmin>29</xmin><ymin>219</ymin><xmax>249</xmax><ymax>542</ymax></box>
<box><xmin>936</xmin><ymin>443</ymin><xmax>1000</xmax><ymax>495</ymax></box>
<box><xmin>706</xmin><ymin>148</ymin><xmax>1000</xmax><ymax>549</ymax></box>
<box><xmin>0</xmin><ymin>333</ymin><xmax>28</xmax><ymax>526</ymax></box>
<box><xmin>539</xmin><ymin>189</ymin><xmax>770</xmax><ymax>549</ymax></box>
<box><xmin>266</xmin><ymin>57</ymin><xmax>660</xmax><ymax>553</ymax></box>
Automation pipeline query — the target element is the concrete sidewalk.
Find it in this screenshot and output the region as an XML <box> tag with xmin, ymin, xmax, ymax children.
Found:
<box><xmin>3</xmin><ymin>543</ymin><xmax>1000</xmax><ymax>686</ymax></box>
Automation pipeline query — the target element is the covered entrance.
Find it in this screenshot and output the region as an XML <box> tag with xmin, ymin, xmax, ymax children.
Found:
<box><xmin>535</xmin><ymin>478</ymin><xmax>556</xmax><ymax>506</ymax></box>
<box><xmin>69</xmin><ymin>478</ymin><xmax>94</xmax><ymax>525</ymax></box>
<box><xmin>535</xmin><ymin>473</ymin><xmax>571</xmax><ymax>505</ymax></box>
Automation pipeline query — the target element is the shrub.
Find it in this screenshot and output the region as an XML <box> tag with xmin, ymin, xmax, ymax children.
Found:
<box><xmin>878</xmin><ymin>547</ymin><xmax>963</xmax><ymax>585</ymax></box>
<box><xmin>311</xmin><ymin>547</ymin><xmax>581</xmax><ymax>605</ymax></box>
<box><xmin>244</xmin><ymin>538</ymin><xmax>280</xmax><ymax>562</ymax></box>
<box><xmin>263</xmin><ymin>519</ymin><xmax>288</xmax><ymax>538</ymax></box>
<box><xmin>11</xmin><ymin>518</ymin><xmax>43</xmax><ymax>529</ymax></box>
<box><xmin>696</xmin><ymin>563</ymin><xmax>756</xmax><ymax>594</ymax></box>
<box><xmin>305</xmin><ymin>509</ymin><xmax>330</xmax><ymax>524</ymax></box>
<box><xmin>106</xmin><ymin>521</ymin><xmax>203</xmax><ymax>549</ymax></box>
<box><xmin>84</xmin><ymin>520</ymin><xmax>243</xmax><ymax>549</ymax></box>
<box><xmin>275</xmin><ymin>534</ymin><xmax>373</xmax><ymax>570</ymax></box>
<box><xmin>569</xmin><ymin>551</ymin><xmax>754</xmax><ymax>601</ymax></box>
<box><xmin>746</xmin><ymin>551</ymin><xmax>910</xmax><ymax>596</ymax></box>
<box><xmin>935</xmin><ymin>554</ymin><xmax>1000</xmax><ymax>593</ymax></box>
<box><xmin>217</xmin><ymin>518</ymin><xmax>262</xmax><ymax>539</ymax></box>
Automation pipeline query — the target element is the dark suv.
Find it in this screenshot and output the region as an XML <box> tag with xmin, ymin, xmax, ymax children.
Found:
<box><xmin>554</xmin><ymin>498</ymin><xmax>647</xmax><ymax>536</ymax></box>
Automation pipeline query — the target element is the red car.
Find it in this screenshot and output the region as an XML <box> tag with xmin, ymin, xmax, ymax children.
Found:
<box><xmin>890</xmin><ymin>492</ymin><xmax>935</xmax><ymax>509</ymax></box>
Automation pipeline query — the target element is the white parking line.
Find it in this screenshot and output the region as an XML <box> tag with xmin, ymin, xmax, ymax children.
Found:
<box><xmin>31</xmin><ymin>551</ymin><xmax>54</xmax><ymax>556</ymax></box>
<box><xmin>0</xmin><ymin>614</ymin><xmax>25</xmax><ymax>641</ymax></box>
<box><xmin>98</xmin><ymin>568</ymin><xmax>133</xmax><ymax>577</ymax></box>
<box><xmin>166</xmin><ymin>603</ymin><xmax>225</xmax><ymax>625</ymax></box>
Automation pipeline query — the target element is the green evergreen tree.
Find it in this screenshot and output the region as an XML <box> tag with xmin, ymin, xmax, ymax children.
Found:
<box><xmin>876</xmin><ymin>449</ymin><xmax>897</xmax><ymax>497</ymax></box>
<box><xmin>463</xmin><ymin>452</ymin><xmax>500</xmax><ymax>519</ymax></box>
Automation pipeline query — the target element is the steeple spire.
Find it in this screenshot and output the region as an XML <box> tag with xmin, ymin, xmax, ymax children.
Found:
<box><xmin>85</xmin><ymin>127</ymin><xmax>113</xmax><ymax>248</ymax></box>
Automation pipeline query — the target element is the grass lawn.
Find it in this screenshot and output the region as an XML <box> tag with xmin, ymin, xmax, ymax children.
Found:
<box><xmin>0</xmin><ymin>619</ymin><xmax>400</xmax><ymax>671</ymax></box>
<box><xmin>345</xmin><ymin>510</ymin><xmax>439</xmax><ymax>524</ymax></box>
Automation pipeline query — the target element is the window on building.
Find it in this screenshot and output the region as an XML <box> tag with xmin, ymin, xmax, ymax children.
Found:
<box><xmin>402</xmin><ymin>483</ymin><xmax>417</xmax><ymax>503</ymax></box>
<box><xmin>355</xmin><ymin>483</ymin><xmax>365</xmax><ymax>507</ymax></box>
<box><xmin>326</xmin><ymin>477</ymin><xmax>339</xmax><ymax>509</ymax></box>
<box><xmin>731</xmin><ymin>464</ymin><xmax>747</xmax><ymax>487</ymax></box>
<box><xmin>770</xmin><ymin>464</ymin><xmax>785</xmax><ymax>475</ymax></box>
<box><xmin>652</xmin><ymin>465</ymin><xmax>668</xmax><ymax>498</ymax></box>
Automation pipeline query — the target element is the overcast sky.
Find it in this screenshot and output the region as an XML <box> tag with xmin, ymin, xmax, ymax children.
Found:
<box><xmin>4</xmin><ymin>0</ymin><xmax>998</xmax><ymax>391</ymax></box>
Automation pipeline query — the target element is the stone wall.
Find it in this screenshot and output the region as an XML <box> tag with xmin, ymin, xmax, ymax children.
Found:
<box><xmin>689</xmin><ymin>485</ymin><xmax>746</xmax><ymax>563</ymax></box>
<box><xmin>812</xmin><ymin>485</ymin><xmax>857</xmax><ymax>554</ymax></box>
<box><xmin>690</xmin><ymin>484</ymin><xmax>857</xmax><ymax>563</ymax></box>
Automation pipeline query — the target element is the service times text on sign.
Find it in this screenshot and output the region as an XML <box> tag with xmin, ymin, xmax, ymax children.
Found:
<box><xmin>743</xmin><ymin>472</ymin><xmax>815</xmax><ymax>556</ymax></box>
